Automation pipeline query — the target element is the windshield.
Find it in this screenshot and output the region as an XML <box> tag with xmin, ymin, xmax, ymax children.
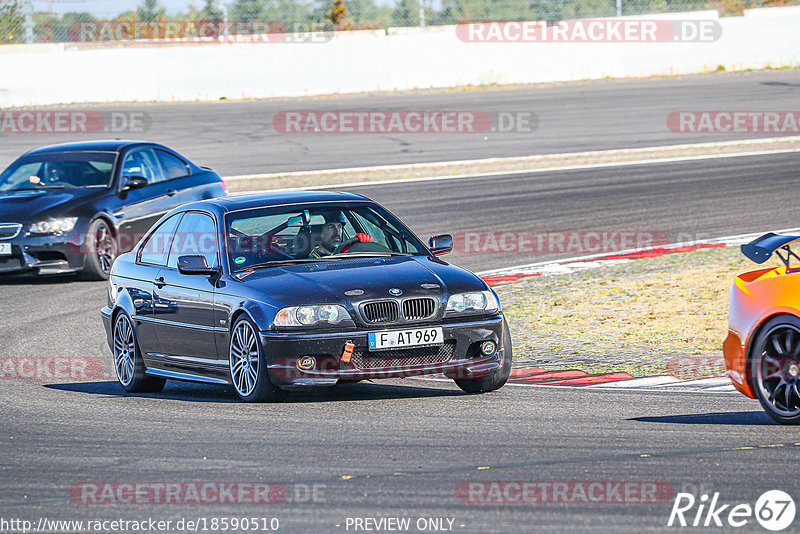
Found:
<box><xmin>0</xmin><ymin>151</ymin><xmax>117</xmax><ymax>191</ymax></box>
<box><xmin>225</xmin><ymin>202</ymin><xmax>427</xmax><ymax>271</ymax></box>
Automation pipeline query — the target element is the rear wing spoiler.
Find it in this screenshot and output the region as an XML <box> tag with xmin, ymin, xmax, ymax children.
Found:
<box><xmin>741</xmin><ymin>232</ymin><xmax>800</xmax><ymax>270</ymax></box>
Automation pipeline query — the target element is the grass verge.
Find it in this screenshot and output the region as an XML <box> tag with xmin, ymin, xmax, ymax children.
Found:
<box><xmin>495</xmin><ymin>246</ymin><xmax>783</xmax><ymax>378</ymax></box>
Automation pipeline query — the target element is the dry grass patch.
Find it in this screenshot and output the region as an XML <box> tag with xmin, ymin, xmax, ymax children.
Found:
<box><xmin>495</xmin><ymin>246</ymin><xmax>783</xmax><ymax>377</ymax></box>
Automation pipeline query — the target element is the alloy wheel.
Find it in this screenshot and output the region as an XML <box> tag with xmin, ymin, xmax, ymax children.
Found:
<box><xmin>113</xmin><ymin>314</ymin><xmax>136</xmax><ymax>387</ymax></box>
<box><xmin>230</xmin><ymin>320</ymin><xmax>259</xmax><ymax>397</ymax></box>
<box><xmin>95</xmin><ymin>223</ymin><xmax>116</xmax><ymax>274</ymax></box>
<box><xmin>756</xmin><ymin>325</ymin><xmax>800</xmax><ymax>418</ymax></box>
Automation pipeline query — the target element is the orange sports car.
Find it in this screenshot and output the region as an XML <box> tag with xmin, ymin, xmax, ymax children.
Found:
<box><xmin>724</xmin><ymin>232</ymin><xmax>800</xmax><ymax>424</ymax></box>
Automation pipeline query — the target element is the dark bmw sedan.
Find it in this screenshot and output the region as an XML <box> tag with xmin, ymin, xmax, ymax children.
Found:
<box><xmin>101</xmin><ymin>192</ymin><xmax>512</xmax><ymax>402</ymax></box>
<box><xmin>0</xmin><ymin>140</ymin><xmax>226</xmax><ymax>279</ymax></box>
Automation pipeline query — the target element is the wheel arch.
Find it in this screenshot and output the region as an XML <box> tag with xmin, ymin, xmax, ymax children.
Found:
<box><xmin>229</xmin><ymin>308</ymin><xmax>257</xmax><ymax>332</ymax></box>
<box><xmin>91</xmin><ymin>212</ymin><xmax>118</xmax><ymax>235</ymax></box>
<box><xmin>228</xmin><ymin>301</ymin><xmax>274</xmax><ymax>334</ymax></box>
<box><xmin>110</xmin><ymin>291</ymin><xmax>137</xmax><ymax>327</ymax></box>
<box><xmin>80</xmin><ymin>214</ymin><xmax>118</xmax><ymax>273</ymax></box>
<box><xmin>745</xmin><ymin>312</ymin><xmax>800</xmax><ymax>393</ymax></box>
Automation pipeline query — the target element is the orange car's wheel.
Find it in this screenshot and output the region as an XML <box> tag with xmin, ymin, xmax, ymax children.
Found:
<box><xmin>751</xmin><ymin>315</ymin><xmax>800</xmax><ymax>425</ymax></box>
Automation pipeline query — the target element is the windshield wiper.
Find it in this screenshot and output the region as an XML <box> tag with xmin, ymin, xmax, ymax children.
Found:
<box><xmin>11</xmin><ymin>185</ymin><xmax>67</xmax><ymax>190</ymax></box>
<box><xmin>326</xmin><ymin>252</ymin><xmax>412</xmax><ymax>259</ymax></box>
<box><xmin>233</xmin><ymin>253</ymin><xmax>414</xmax><ymax>273</ymax></box>
<box><xmin>233</xmin><ymin>257</ymin><xmax>339</xmax><ymax>273</ymax></box>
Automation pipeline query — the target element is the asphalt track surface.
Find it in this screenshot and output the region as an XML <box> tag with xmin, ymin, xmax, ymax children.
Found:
<box><xmin>3</xmin><ymin>151</ymin><xmax>800</xmax><ymax>532</ymax></box>
<box><xmin>346</xmin><ymin>151</ymin><xmax>800</xmax><ymax>272</ymax></box>
<box><xmin>1</xmin><ymin>69</ymin><xmax>799</xmax><ymax>175</ymax></box>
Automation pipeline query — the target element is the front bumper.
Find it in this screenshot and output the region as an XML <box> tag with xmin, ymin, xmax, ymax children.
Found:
<box><xmin>0</xmin><ymin>231</ymin><xmax>86</xmax><ymax>276</ymax></box>
<box><xmin>262</xmin><ymin>314</ymin><xmax>506</xmax><ymax>387</ymax></box>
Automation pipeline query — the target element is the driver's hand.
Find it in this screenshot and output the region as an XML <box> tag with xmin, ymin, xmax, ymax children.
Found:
<box><xmin>355</xmin><ymin>233</ymin><xmax>373</xmax><ymax>243</ymax></box>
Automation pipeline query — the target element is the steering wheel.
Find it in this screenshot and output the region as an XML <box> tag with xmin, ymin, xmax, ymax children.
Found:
<box><xmin>334</xmin><ymin>233</ymin><xmax>374</xmax><ymax>254</ymax></box>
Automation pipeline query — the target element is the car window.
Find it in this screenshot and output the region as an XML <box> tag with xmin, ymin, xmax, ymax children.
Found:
<box><xmin>224</xmin><ymin>204</ymin><xmax>423</xmax><ymax>270</ymax></box>
<box><xmin>351</xmin><ymin>212</ymin><xmax>389</xmax><ymax>248</ymax></box>
<box><xmin>230</xmin><ymin>213</ymin><xmax>292</xmax><ymax>237</ymax></box>
<box><xmin>138</xmin><ymin>213</ymin><xmax>183</xmax><ymax>266</ymax></box>
<box><xmin>121</xmin><ymin>148</ymin><xmax>164</xmax><ymax>184</ymax></box>
<box><xmin>167</xmin><ymin>212</ymin><xmax>218</xmax><ymax>269</ymax></box>
<box><xmin>0</xmin><ymin>152</ymin><xmax>116</xmax><ymax>190</ymax></box>
<box><xmin>155</xmin><ymin>150</ymin><xmax>189</xmax><ymax>180</ymax></box>
<box><xmin>0</xmin><ymin>162</ymin><xmax>46</xmax><ymax>190</ymax></box>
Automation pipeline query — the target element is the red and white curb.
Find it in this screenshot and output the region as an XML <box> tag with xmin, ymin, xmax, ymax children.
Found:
<box><xmin>411</xmin><ymin>368</ymin><xmax>736</xmax><ymax>393</ymax></box>
<box><xmin>477</xmin><ymin>227</ymin><xmax>800</xmax><ymax>287</ymax></box>
<box><xmin>465</xmin><ymin>228</ymin><xmax>800</xmax><ymax>391</ymax></box>
<box><xmin>506</xmin><ymin>368</ymin><xmax>735</xmax><ymax>393</ymax></box>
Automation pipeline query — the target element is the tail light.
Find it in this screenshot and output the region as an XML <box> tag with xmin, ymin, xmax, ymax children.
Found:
<box><xmin>220</xmin><ymin>178</ymin><xmax>228</xmax><ymax>193</ymax></box>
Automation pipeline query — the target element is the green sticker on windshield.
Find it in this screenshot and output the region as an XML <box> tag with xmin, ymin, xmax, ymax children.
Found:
<box><xmin>234</xmin><ymin>256</ymin><xmax>246</xmax><ymax>265</ymax></box>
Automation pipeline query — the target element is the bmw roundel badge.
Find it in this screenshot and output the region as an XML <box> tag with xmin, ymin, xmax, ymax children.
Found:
<box><xmin>389</xmin><ymin>288</ymin><xmax>403</xmax><ymax>296</ymax></box>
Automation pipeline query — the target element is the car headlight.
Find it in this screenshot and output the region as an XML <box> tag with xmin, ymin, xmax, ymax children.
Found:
<box><xmin>29</xmin><ymin>217</ymin><xmax>78</xmax><ymax>236</ymax></box>
<box><xmin>445</xmin><ymin>291</ymin><xmax>499</xmax><ymax>315</ymax></box>
<box><xmin>274</xmin><ymin>304</ymin><xmax>350</xmax><ymax>327</ymax></box>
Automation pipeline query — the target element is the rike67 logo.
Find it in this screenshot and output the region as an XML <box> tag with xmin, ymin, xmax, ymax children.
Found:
<box><xmin>668</xmin><ymin>490</ymin><xmax>795</xmax><ymax>531</ymax></box>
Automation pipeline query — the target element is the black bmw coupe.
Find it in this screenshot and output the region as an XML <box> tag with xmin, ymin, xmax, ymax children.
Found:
<box><xmin>101</xmin><ymin>192</ymin><xmax>512</xmax><ymax>401</ymax></box>
<box><xmin>0</xmin><ymin>141</ymin><xmax>226</xmax><ymax>279</ymax></box>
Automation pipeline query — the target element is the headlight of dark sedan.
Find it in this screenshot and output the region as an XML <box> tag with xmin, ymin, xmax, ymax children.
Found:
<box><xmin>28</xmin><ymin>217</ymin><xmax>78</xmax><ymax>236</ymax></box>
<box><xmin>274</xmin><ymin>304</ymin><xmax>353</xmax><ymax>327</ymax></box>
<box><xmin>445</xmin><ymin>291</ymin><xmax>499</xmax><ymax>316</ymax></box>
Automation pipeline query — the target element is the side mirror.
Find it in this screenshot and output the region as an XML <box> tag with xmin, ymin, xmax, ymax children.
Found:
<box><xmin>122</xmin><ymin>175</ymin><xmax>148</xmax><ymax>190</ymax></box>
<box><xmin>177</xmin><ymin>255</ymin><xmax>216</xmax><ymax>275</ymax></box>
<box><xmin>429</xmin><ymin>234</ymin><xmax>453</xmax><ymax>256</ymax></box>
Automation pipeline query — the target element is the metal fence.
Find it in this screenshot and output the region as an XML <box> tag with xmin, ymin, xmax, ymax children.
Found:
<box><xmin>1</xmin><ymin>0</ymin><xmax>797</xmax><ymax>44</ymax></box>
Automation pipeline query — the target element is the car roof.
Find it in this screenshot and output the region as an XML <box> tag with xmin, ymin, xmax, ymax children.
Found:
<box><xmin>183</xmin><ymin>191</ymin><xmax>374</xmax><ymax>214</ymax></box>
<box><xmin>24</xmin><ymin>140</ymin><xmax>163</xmax><ymax>155</ymax></box>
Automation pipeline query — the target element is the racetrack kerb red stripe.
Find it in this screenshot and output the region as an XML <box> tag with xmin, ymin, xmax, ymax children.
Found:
<box><xmin>507</xmin><ymin>367</ymin><xmax>635</xmax><ymax>386</ymax></box>
<box><xmin>482</xmin><ymin>242</ymin><xmax>726</xmax><ymax>286</ymax></box>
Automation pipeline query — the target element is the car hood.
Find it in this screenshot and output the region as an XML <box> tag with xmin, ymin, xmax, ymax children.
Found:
<box><xmin>235</xmin><ymin>255</ymin><xmax>487</xmax><ymax>306</ymax></box>
<box><xmin>0</xmin><ymin>188</ymin><xmax>104</xmax><ymax>222</ymax></box>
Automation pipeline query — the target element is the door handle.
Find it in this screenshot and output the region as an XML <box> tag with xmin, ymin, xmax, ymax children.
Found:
<box><xmin>166</xmin><ymin>189</ymin><xmax>176</xmax><ymax>197</ymax></box>
<box><xmin>154</xmin><ymin>276</ymin><xmax>166</xmax><ymax>288</ymax></box>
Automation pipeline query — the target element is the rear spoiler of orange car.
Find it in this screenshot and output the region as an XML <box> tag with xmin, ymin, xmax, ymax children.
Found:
<box><xmin>741</xmin><ymin>232</ymin><xmax>800</xmax><ymax>269</ymax></box>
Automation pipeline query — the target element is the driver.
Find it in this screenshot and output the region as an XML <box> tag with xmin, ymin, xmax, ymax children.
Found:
<box><xmin>309</xmin><ymin>211</ymin><xmax>347</xmax><ymax>258</ymax></box>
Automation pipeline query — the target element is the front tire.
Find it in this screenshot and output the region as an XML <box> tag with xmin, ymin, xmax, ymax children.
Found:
<box><xmin>113</xmin><ymin>312</ymin><xmax>165</xmax><ymax>393</ymax></box>
<box><xmin>751</xmin><ymin>315</ymin><xmax>800</xmax><ymax>424</ymax></box>
<box><xmin>229</xmin><ymin>316</ymin><xmax>283</xmax><ymax>402</ymax></box>
<box><xmin>81</xmin><ymin>218</ymin><xmax>117</xmax><ymax>281</ymax></box>
<box><xmin>454</xmin><ymin>319</ymin><xmax>513</xmax><ymax>393</ymax></box>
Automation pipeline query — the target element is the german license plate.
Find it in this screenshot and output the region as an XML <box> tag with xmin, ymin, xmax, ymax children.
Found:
<box><xmin>0</xmin><ymin>243</ymin><xmax>11</xmax><ymax>256</ymax></box>
<box><xmin>368</xmin><ymin>327</ymin><xmax>443</xmax><ymax>351</ymax></box>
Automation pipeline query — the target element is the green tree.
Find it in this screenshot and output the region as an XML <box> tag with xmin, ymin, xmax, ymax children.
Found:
<box><xmin>391</xmin><ymin>0</ymin><xmax>417</xmax><ymax>26</ymax></box>
<box><xmin>327</xmin><ymin>0</ymin><xmax>347</xmax><ymax>25</ymax></box>
<box><xmin>138</xmin><ymin>0</ymin><xmax>165</xmax><ymax>21</ymax></box>
<box><xmin>229</xmin><ymin>0</ymin><xmax>265</xmax><ymax>21</ymax></box>
<box><xmin>346</xmin><ymin>0</ymin><xmax>390</xmax><ymax>26</ymax></box>
<box><xmin>264</xmin><ymin>0</ymin><xmax>314</xmax><ymax>31</ymax></box>
<box><xmin>202</xmin><ymin>0</ymin><xmax>224</xmax><ymax>22</ymax></box>
<box><xmin>0</xmin><ymin>0</ymin><xmax>22</xmax><ymax>43</ymax></box>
